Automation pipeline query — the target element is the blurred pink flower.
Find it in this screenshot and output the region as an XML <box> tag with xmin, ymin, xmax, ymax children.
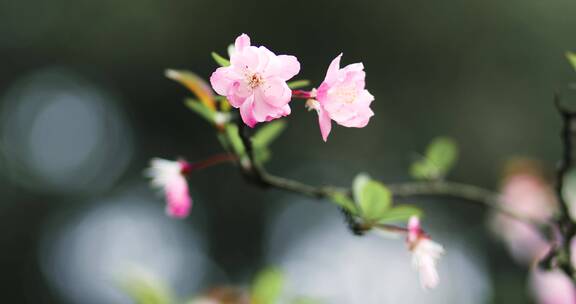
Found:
<box><xmin>210</xmin><ymin>33</ymin><xmax>300</xmax><ymax>127</ymax></box>
<box><xmin>407</xmin><ymin>216</ymin><xmax>445</xmax><ymax>289</ymax></box>
<box><xmin>310</xmin><ymin>53</ymin><xmax>374</xmax><ymax>141</ymax></box>
<box><xmin>146</xmin><ymin>158</ymin><xmax>192</xmax><ymax>218</ymax></box>
<box><xmin>491</xmin><ymin>171</ymin><xmax>556</xmax><ymax>264</ymax></box>
<box><xmin>531</xmin><ymin>268</ymin><xmax>576</xmax><ymax>304</ymax></box>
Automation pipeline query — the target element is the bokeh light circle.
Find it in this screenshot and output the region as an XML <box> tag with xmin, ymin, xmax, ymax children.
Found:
<box><xmin>0</xmin><ymin>67</ymin><xmax>133</xmax><ymax>194</ymax></box>
<box><xmin>39</xmin><ymin>188</ymin><xmax>218</xmax><ymax>304</ymax></box>
<box><xmin>265</xmin><ymin>199</ymin><xmax>492</xmax><ymax>304</ymax></box>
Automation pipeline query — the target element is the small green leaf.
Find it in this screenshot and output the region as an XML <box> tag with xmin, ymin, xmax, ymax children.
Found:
<box><xmin>185</xmin><ymin>98</ymin><xmax>216</xmax><ymax>123</ymax></box>
<box><xmin>352</xmin><ymin>174</ymin><xmax>392</xmax><ymax>221</ymax></box>
<box><xmin>567</xmin><ymin>52</ymin><xmax>576</xmax><ymax>72</ymax></box>
<box><xmin>426</xmin><ymin>137</ymin><xmax>458</xmax><ymax>172</ymax></box>
<box><xmin>225</xmin><ymin>124</ymin><xmax>246</xmax><ymax>156</ymax></box>
<box><xmin>211</xmin><ymin>52</ymin><xmax>231</xmax><ymax>67</ymax></box>
<box><xmin>253</xmin><ymin>146</ymin><xmax>272</xmax><ymax>165</ymax></box>
<box><xmin>166</xmin><ymin>70</ymin><xmax>216</xmax><ymax>110</ymax></box>
<box><xmin>410</xmin><ymin>161</ymin><xmax>436</xmax><ymax>180</ymax></box>
<box><xmin>252</xmin><ymin>121</ymin><xmax>287</xmax><ymax>148</ymax></box>
<box><xmin>287</xmin><ymin>80</ymin><xmax>311</xmax><ymax>89</ymax></box>
<box><xmin>252</xmin><ymin>268</ymin><xmax>284</xmax><ymax>304</ymax></box>
<box><xmin>410</xmin><ymin>137</ymin><xmax>458</xmax><ymax>180</ymax></box>
<box><xmin>217</xmin><ymin>132</ymin><xmax>232</xmax><ymax>153</ymax></box>
<box><xmin>329</xmin><ymin>192</ymin><xmax>357</xmax><ymax>214</ymax></box>
<box><xmin>378</xmin><ymin>205</ymin><xmax>423</xmax><ymax>224</ymax></box>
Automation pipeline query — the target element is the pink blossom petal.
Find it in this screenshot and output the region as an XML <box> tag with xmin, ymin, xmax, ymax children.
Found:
<box><xmin>210</xmin><ymin>67</ymin><xmax>236</xmax><ymax>96</ymax></box>
<box><xmin>261</xmin><ymin>78</ymin><xmax>292</xmax><ymax>107</ymax></box>
<box><xmin>165</xmin><ymin>176</ymin><xmax>192</xmax><ymax>218</ymax></box>
<box><xmin>264</xmin><ymin>104</ymin><xmax>291</xmax><ymax>121</ymax></box>
<box><xmin>338</xmin><ymin>105</ymin><xmax>374</xmax><ymax>128</ymax></box>
<box><xmin>318</xmin><ymin>106</ymin><xmax>332</xmax><ymax>142</ymax></box>
<box><xmin>227</xmin><ymin>80</ymin><xmax>252</xmax><ymax>107</ymax></box>
<box><xmin>253</xmin><ymin>89</ymin><xmax>291</xmax><ymax>122</ymax></box>
<box><xmin>323</xmin><ymin>53</ymin><xmax>343</xmax><ymax>85</ymax></box>
<box><xmin>252</xmin><ymin>89</ymin><xmax>279</xmax><ymax>121</ymax></box>
<box><xmin>231</xmin><ymin>46</ymin><xmax>261</xmax><ymax>72</ymax></box>
<box><xmin>323</xmin><ymin>102</ymin><xmax>357</xmax><ymax>123</ymax></box>
<box><xmin>254</xmin><ymin>46</ymin><xmax>274</xmax><ymax>71</ymax></box>
<box><xmin>234</xmin><ymin>33</ymin><xmax>251</xmax><ymax>52</ymax></box>
<box><xmin>264</xmin><ymin>55</ymin><xmax>300</xmax><ymax>80</ymax></box>
<box><xmin>531</xmin><ymin>268</ymin><xmax>576</xmax><ymax>304</ymax></box>
<box><xmin>239</xmin><ymin>97</ymin><xmax>257</xmax><ymax>127</ymax></box>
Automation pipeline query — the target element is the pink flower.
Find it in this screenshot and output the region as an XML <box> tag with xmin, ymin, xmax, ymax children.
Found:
<box><xmin>490</xmin><ymin>167</ymin><xmax>556</xmax><ymax>264</ymax></box>
<box><xmin>407</xmin><ymin>216</ymin><xmax>445</xmax><ymax>289</ymax></box>
<box><xmin>210</xmin><ymin>33</ymin><xmax>300</xmax><ymax>127</ymax></box>
<box><xmin>146</xmin><ymin>158</ymin><xmax>192</xmax><ymax>218</ymax></box>
<box><xmin>531</xmin><ymin>268</ymin><xmax>576</xmax><ymax>304</ymax></box>
<box><xmin>308</xmin><ymin>54</ymin><xmax>374</xmax><ymax>141</ymax></box>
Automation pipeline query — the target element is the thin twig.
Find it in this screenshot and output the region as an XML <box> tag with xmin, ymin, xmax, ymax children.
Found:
<box><xmin>387</xmin><ymin>181</ymin><xmax>546</xmax><ymax>226</ymax></box>
<box><xmin>234</xmin><ymin>121</ymin><xmax>540</xmax><ymax>229</ymax></box>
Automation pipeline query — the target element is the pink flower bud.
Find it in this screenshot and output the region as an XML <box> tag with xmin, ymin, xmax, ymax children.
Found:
<box><xmin>146</xmin><ymin>158</ymin><xmax>192</xmax><ymax>218</ymax></box>
<box><xmin>406</xmin><ymin>216</ymin><xmax>445</xmax><ymax>289</ymax></box>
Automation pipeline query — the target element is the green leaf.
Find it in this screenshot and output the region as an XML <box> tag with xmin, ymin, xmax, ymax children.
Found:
<box><xmin>211</xmin><ymin>52</ymin><xmax>231</xmax><ymax>67</ymax></box>
<box><xmin>410</xmin><ymin>161</ymin><xmax>436</xmax><ymax>180</ymax></box>
<box><xmin>166</xmin><ymin>70</ymin><xmax>216</xmax><ymax>110</ymax></box>
<box><xmin>426</xmin><ymin>137</ymin><xmax>458</xmax><ymax>172</ymax></box>
<box><xmin>120</xmin><ymin>272</ymin><xmax>172</xmax><ymax>304</ymax></box>
<box><xmin>252</xmin><ymin>268</ymin><xmax>284</xmax><ymax>304</ymax></box>
<box><xmin>185</xmin><ymin>98</ymin><xmax>216</xmax><ymax>123</ymax></box>
<box><xmin>329</xmin><ymin>192</ymin><xmax>357</xmax><ymax>214</ymax></box>
<box><xmin>252</xmin><ymin>121</ymin><xmax>287</xmax><ymax>148</ymax></box>
<box><xmin>225</xmin><ymin>124</ymin><xmax>246</xmax><ymax>156</ymax></box>
<box><xmin>253</xmin><ymin>146</ymin><xmax>272</xmax><ymax>165</ymax></box>
<box><xmin>378</xmin><ymin>205</ymin><xmax>423</xmax><ymax>224</ymax></box>
<box><xmin>567</xmin><ymin>52</ymin><xmax>576</xmax><ymax>72</ymax></box>
<box><xmin>287</xmin><ymin>80</ymin><xmax>311</xmax><ymax>89</ymax></box>
<box><xmin>251</xmin><ymin>121</ymin><xmax>286</xmax><ymax>165</ymax></box>
<box><xmin>410</xmin><ymin>137</ymin><xmax>458</xmax><ymax>180</ymax></box>
<box><xmin>217</xmin><ymin>132</ymin><xmax>232</xmax><ymax>153</ymax></box>
<box><xmin>352</xmin><ymin>174</ymin><xmax>392</xmax><ymax>221</ymax></box>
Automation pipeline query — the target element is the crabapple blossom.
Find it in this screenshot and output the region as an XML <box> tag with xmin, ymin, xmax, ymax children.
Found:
<box><xmin>210</xmin><ymin>33</ymin><xmax>300</xmax><ymax>127</ymax></box>
<box><xmin>308</xmin><ymin>53</ymin><xmax>374</xmax><ymax>141</ymax></box>
<box><xmin>146</xmin><ymin>158</ymin><xmax>192</xmax><ymax>218</ymax></box>
<box><xmin>406</xmin><ymin>216</ymin><xmax>445</xmax><ymax>289</ymax></box>
<box><xmin>490</xmin><ymin>161</ymin><xmax>556</xmax><ymax>264</ymax></box>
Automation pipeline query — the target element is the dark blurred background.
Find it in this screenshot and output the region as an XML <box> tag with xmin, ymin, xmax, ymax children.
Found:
<box><xmin>0</xmin><ymin>0</ymin><xmax>575</xmax><ymax>302</ymax></box>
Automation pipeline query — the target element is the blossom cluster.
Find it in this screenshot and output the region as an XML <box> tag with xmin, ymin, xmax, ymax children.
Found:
<box><xmin>147</xmin><ymin>33</ymin><xmax>377</xmax><ymax>219</ymax></box>
<box><xmin>210</xmin><ymin>34</ymin><xmax>374</xmax><ymax>141</ymax></box>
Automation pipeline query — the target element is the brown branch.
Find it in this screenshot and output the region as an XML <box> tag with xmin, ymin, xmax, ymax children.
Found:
<box><xmin>234</xmin><ymin>120</ymin><xmax>541</xmax><ymax>231</ymax></box>
<box><xmin>548</xmin><ymin>94</ymin><xmax>576</xmax><ymax>279</ymax></box>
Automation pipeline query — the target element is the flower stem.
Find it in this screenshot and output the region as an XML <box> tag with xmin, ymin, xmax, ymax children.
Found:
<box><xmin>190</xmin><ymin>153</ymin><xmax>238</xmax><ymax>172</ymax></box>
<box><xmin>292</xmin><ymin>90</ymin><xmax>313</xmax><ymax>99</ymax></box>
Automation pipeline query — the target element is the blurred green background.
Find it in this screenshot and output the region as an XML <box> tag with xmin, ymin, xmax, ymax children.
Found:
<box><xmin>0</xmin><ymin>0</ymin><xmax>575</xmax><ymax>302</ymax></box>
